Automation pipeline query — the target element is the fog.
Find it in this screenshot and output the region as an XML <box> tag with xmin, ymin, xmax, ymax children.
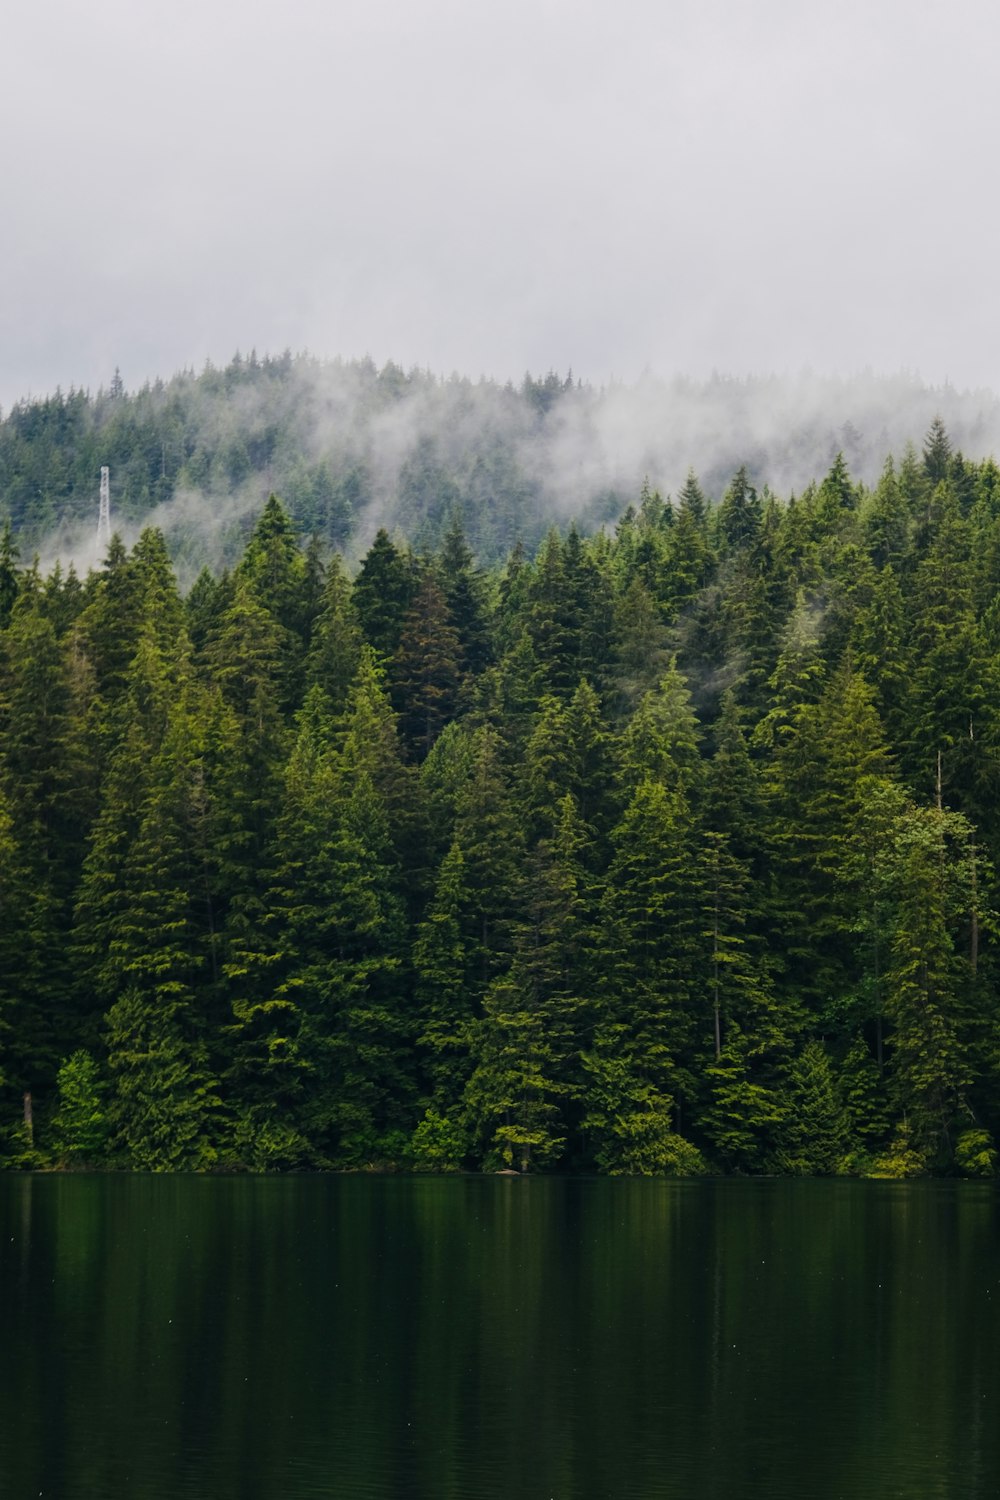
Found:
<box><xmin>26</xmin><ymin>357</ymin><xmax>1000</xmax><ymax>585</ymax></box>
<box><xmin>2</xmin><ymin>1</ymin><xmax>1000</xmax><ymax>412</ymax></box>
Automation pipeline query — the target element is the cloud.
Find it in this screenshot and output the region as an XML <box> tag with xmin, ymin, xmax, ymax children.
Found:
<box><xmin>2</xmin><ymin>1</ymin><xmax>1000</xmax><ymax>411</ymax></box>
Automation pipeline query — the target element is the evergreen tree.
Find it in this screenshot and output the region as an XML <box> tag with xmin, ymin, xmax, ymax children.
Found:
<box><xmin>352</xmin><ymin>529</ymin><xmax>415</xmax><ymax>657</ymax></box>
<box><xmin>235</xmin><ymin>493</ymin><xmax>310</xmax><ymax>642</ymax></box>
<box><xmin>702</xmin><ymin>1025</ymin><xmax>784</xmax><ymax>1172</ymax></box>
<box><xmin>584</xmin><ymin>780</ymin><xmax>703</xmax><ymax>1171</ymax></box>
<box><xmin>883</xmin><ymin>803</ymin><xmax>977</xmax><ymax>1159</ymax></box>
<box><xmin>716</xmin><ymin>465</ymin><xmax>761</xmax><ymax>555</ymax></box>
<box><xmin>665</xmin><ymin>479</ymin><xmax>714</xmax><ymax>613</ymax></box>
<box><xmin>413</xmin><ymin>839</ymin><xmax>473</xmax><ymax>1134</ymax></box>
<box><xmin>465</xmin><ymin>796</ymin><xmax>593</xmax><ymax>1170</ymax></box>
<box><xmin>0</xmin><ymin>520</ymin><xmax>20</xmax><ymax>627</ymax></box>
<box><xmin>105</xmin><ymin>987</ymin><xmax>219</xmax><ymax>1170</ymax></box>
<box><xmin>718</xmin><ymin>465</ymin><xmax>762</xmax><ymax>552</ymax></box>
<box><xmin>524</xmin><ymin>529</ymin><xmax>578</xmax><ymax>694</ymax></box>
<box><xmin>775</xmin><ymin>1041</ymin><xmax>850</xmax><ymax>1173</ymax></box>
<box><xmin>438</xmin><ymin>514</ymin><xmax>493</xmax><ymax>678</ymax></box>
<box><xmin>50</xmin><ymin>1051</ymin><xmax>110</xmax><ymax>1164</ymax></box>
<box><xmin>305</xmin><ymin>553</ymin><xmax>363</xmax><ymax>716</ymax></box>
<box><xmin>618</xmin><ymin>660</ymin><xmax>704</xmax><ymax>800</ymax></box>
<box><xmin>862</xmin><ymin>458</ymin><xmax>909</xmax><ymax>571</ymax></box>
<box><xmin>923</xmin><ymin>417</ymin><xmax>952</xmax><ymax>485</ymax></box>
<box><xmin>391</xmin><ymin>569</ymin><xmax>463</xmax><ymax>759</ymax></box>
<box><xmin>606</xmin><ymin>575</ymin><xmax>671</xmax><ymax>716</ymax></box>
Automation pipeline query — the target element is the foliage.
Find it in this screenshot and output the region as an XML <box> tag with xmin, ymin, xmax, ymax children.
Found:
<box><xmin>1</xmin><ymin>424</ymin><xmax>1000</xmax><ymax>1177</ymax></box>
<box><xmin>50</xmin><ymin>1050</ymin><xmax>110</xmax><ymax>1164</ymax></box>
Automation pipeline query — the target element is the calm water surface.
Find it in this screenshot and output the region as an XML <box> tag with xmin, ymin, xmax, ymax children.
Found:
<box><xmin>1</xmin><ymin>1175</ymin><xmax>998</xmax><ymax>1498</ymax></box>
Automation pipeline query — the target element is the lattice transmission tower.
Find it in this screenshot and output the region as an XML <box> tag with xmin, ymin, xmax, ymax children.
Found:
<box><xmin>97</xmin><ymin>466</ymin><xmax>111</xmax><ymax>549</ymax></box>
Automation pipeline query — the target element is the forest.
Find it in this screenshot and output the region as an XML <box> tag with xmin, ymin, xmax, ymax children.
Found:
<box><xmin>6</xmin><ymin>350</ymin><xmax>1000</xmax><ymax>571</ymax></box>
<box><xmin>1</xmin><ymin>415</ymin><xmax>999</xmax><ymax>1176</ymax></box>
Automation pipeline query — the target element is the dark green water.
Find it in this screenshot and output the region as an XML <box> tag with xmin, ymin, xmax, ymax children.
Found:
<box><xmin>1</xmin><ymin>1176</ymin><xmax>998</xmax><ymax>1499</ymax></box>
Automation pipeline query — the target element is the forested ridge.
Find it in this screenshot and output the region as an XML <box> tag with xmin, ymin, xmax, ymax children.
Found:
<box><xmin>7</xmin><ymin>351</ymin><xmax>1000</xmax><ymax>571</ymax></box>
<box><xmin>2</xmin><ymin>417</ymin><xmax>1000</xmax><ymax>1176</ymax></box>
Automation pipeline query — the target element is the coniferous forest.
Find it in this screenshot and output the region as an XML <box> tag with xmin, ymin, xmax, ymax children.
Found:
<box><xmin>3</xmin><ymin>417</ymin><xmax>1000</xmax><ymax>1177</ymax></box>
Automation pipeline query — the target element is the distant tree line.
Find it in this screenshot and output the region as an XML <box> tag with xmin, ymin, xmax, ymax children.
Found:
<box><xmin>0</xmin><ymin>355</ymin><xmax>599</xmax><ymax>564</ymax></box>
<box><xmin>1</xmin><ymin>419</ymin><xmax>1000</xmax><ymax>1175</ymax></box>
<box><xmin>5</xmin><ymin>351</ymin><xmax>1000</xmax><ymax>572</ymax></box>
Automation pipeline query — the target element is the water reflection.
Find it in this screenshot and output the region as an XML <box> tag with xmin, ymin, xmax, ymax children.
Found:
<box><xmin>1</xmin><ymin>1176</ymin><xmax>998</xmax><ymax>1498</ymax></box>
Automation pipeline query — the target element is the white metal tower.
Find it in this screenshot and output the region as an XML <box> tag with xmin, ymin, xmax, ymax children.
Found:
<box><xmin>97</xmin><ymin>466</ymin><xmax>111</xmax><ymax>549</ymax></box>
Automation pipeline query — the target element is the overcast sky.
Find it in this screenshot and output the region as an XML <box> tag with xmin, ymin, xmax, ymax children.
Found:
<box><xmin>2</xmin><ymin>0</ymin><xmax>998</xmax><ymax>410</ymax></box>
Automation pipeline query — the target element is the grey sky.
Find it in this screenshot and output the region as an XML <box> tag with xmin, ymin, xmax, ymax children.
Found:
<box><xmin>2</xmin><ymin>0</ymin><xmax>998</xmax><ymax>411</ymax></box>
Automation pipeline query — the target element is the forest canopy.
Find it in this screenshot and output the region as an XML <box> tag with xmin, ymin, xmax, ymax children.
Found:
<box><xmin>6</xmin><ymin>352</ymin><xmax>1000</xmax><ymax>574</ymax></box>
<box><xmin>1</xmin><ymin>415</ymin><xmax>999</xmax><ymax>1177</ymax></box>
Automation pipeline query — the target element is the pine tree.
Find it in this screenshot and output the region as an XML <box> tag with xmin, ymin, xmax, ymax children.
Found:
<box><xmin>202</xmin><ymin>574</ymin><xmax>290</xmax><ymax>861</ymax></box>
<box><xmin>305</xmin><ymin>553</ymin><xmax>362</xmax><ymax>717</ymax></box>
<box><xmin>438</xmin><ymin>513</ymin><xmax>493</xmax><ymax>678</ymax></box>
<box><xmin>702</xmin><ymin>1024</ymin><xmax>784</xmax><ymax>1171</ymax></box>
<box><xmin>923</xmin><ymin>417</ymin><xmax>952</xmax><ymax>485</ymax></box>
<box><xmin>0</xmin><ymin>783</ymin><xmax>43</xmax><ymax>1132</ymax></box>
<box><xmin>850</xmin><ymin>566</ymin><xmax>909</xmax><ymax>749</ymax></box>
<box><xmin>902</xmin><ymin>489</ymin><xmax>997</xmax><ymax>830</ymax></box>
<box><xmin>583</xmin><ymin>780</ymin><xmax>703</xmax><ymax>1171</ymax></box>
<box><xmin>186</xmin><ymin>567</ymin><xmax>226</xmax><ymax>659</ymax></box>
<box><xmin>840</xmin><ymin>1032</ymin><xmax>889</xmax><ymax>1155</ymax></box>
<box><xmin>775</xmin><ymin>1041</ymin><xmax>850</xmax><ymax>1173</ymax></box>
<box><xmin>448</xmin><ymin>728</ymin><xmax>524</xmax><ymax>996</ymax></box>
<box><xmin>0</xmin><ymin>586</ymin><xmax>96</xmax><ymax>1073</ymax></box>
<box><xmin>72</xmin><ymin>601</ymin><xmax>202</xmax><ymax>1022</ymax></box>
<box><xmin>718</xmin><ymin>465</ymin><xmax>762</xmax><ymax>553</ymax></box>
<box><xmin>883</xmin><ymin>803</ymin><xmax>977</xmax><ymax>1158</ymax></box>
<box><xmin>413</xmin><ymin>839</ymin><xmax>473</xmax><ymax>1133</ymax></box>
<box><xmin>105</xmin><ymin>987</ymin><xmax>220</xmax><ymax>1170</ymax></box>
<box><xmin>296</xmin><ymin>769</ymin><xmax>412</xmax><ymax>1164</ymax></box>
<box><xmin>705</xmin><ymin>690</ymin><xmax>767</xmax><ymax>866</ymax></box>
<box><xmin>0</xmin><ymin>519</ymin><xmax>21</xmax><ymax>627</ymax></box>
<box><xmin>606</xmin><ymin>575</ymin><xmax>671</xmax><ymax>717</ymax></box>
<box><xmin>815</xmin><ymin>452</ymin><xmax>858</xmax><ymax>526</ymax></box>
<box><xmin>665</xmin><ymin>479</ymin><xmax>714</xmax><ymax>613</ymax></box>
<box><xmin>464</xmin><ymin>972</ymin><xmax>569</xmax><ymax>1171</ymax></box>
<box><xmin>465</xmin><ymin>796</ymin><xmax>593</xmax><ymax>1170</ymax></box>
<box><xmin>224</xmin><ymin>690</ymin><xmax>332</xmax><ymax>1158</ymax></box>
<box><xmin>700</xmin><ymin>830</ymin><xmax>784</xmax><ymax>1063</ymax></box>
<box><xmin>524</xmin><ymin>529</ymin><xmax>578</xmax><ymax>694</ymax></box>
<box><xmin>50</xmin><ymin>1051</ymin><xmax>110</xmax><ymax>1164</ymax></box>
<box><xmin>352</xmin><ymin>529</ymin><xmax>415</xmax><ymax>657</ymax></box>
<box><xmin>618</xmin><ymin>660</ymin><xmax>704</xmax><ymax>800</ymax></box>
<box><xmin>391</xmin><ymin>569</ymin><xmax>463</xmax><ymax>759</ymax></box>
<box><xmin>235</xmin><ymin>494</ymin><xmax>309</xmax><ymax>642</ymax></box>
<box><xmin>862</xmin><ymin>458</ymin><xmax>910</xmax><ymax>571</ymax></box>
<box><xmin>751</xmin><ymin>591</ymin><xmax>826</xmax><ymax>753</ymax></box>
<box><xmin>764</xmin><ymin>659</ymin><xmax>895</xmax><ymax>1029</ymax></box>
<box><xmin>77</xmin><ymin>534</ymin><xmax>147</xmax><ymax>756</ymax></box>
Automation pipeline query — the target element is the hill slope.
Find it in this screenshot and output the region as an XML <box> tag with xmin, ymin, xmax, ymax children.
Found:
<box><xmin>5</xmin><ymin>353</ymin><xmax>1000</xmax><ymax>574</ymax></box>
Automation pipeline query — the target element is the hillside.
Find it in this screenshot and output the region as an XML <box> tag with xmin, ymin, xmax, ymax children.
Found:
<box><xmin>2</xmin><ymin>417</ymin><xmax>1000</xmax><ymax>1175</ymax></box>
<box><xmin>5</xmin><ymin>354</ymin><xmax>1000</xmax><ymax>576</ymax></box>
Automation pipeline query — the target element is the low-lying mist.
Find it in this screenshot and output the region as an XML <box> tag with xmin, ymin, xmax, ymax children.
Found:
<box><xmin>5</xmin><ymin>353</ymin><xmax>1000</xmax><ymax>583</ymax></box>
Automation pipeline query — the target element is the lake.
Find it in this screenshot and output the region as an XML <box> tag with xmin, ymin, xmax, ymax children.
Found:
<box><xmin>1</xmin><ymin>1175</ymin><xmax>998</xmax><ymax>1498</ymax></box>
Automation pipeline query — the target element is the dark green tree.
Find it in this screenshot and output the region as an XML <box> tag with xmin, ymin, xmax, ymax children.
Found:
<box><xmin>352</xmin><ymin>529</ymin><xmax>415</xmax><ymax>657</ymax></box>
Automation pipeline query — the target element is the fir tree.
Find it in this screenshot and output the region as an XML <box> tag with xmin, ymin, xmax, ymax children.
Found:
<box><xmin>352</xmin><ymin>529</ymin><xmax>415</xmax><ymax>657</ymax></box>
<box><xmin>391</xmin><ymin>570</ymin><xmax>463</xmax><ymax>760</ymax></box>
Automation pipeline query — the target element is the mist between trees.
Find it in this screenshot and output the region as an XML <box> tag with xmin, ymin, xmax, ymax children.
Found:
<box><xmin>6</xmin><ymin>352</ymin><xmax>1000</xmax><ymax>583</ymax></box>
<box><xmin>1</xmin><ymin>402</ymin><xmax>999</xmax><ymax>1177</ymax></box>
